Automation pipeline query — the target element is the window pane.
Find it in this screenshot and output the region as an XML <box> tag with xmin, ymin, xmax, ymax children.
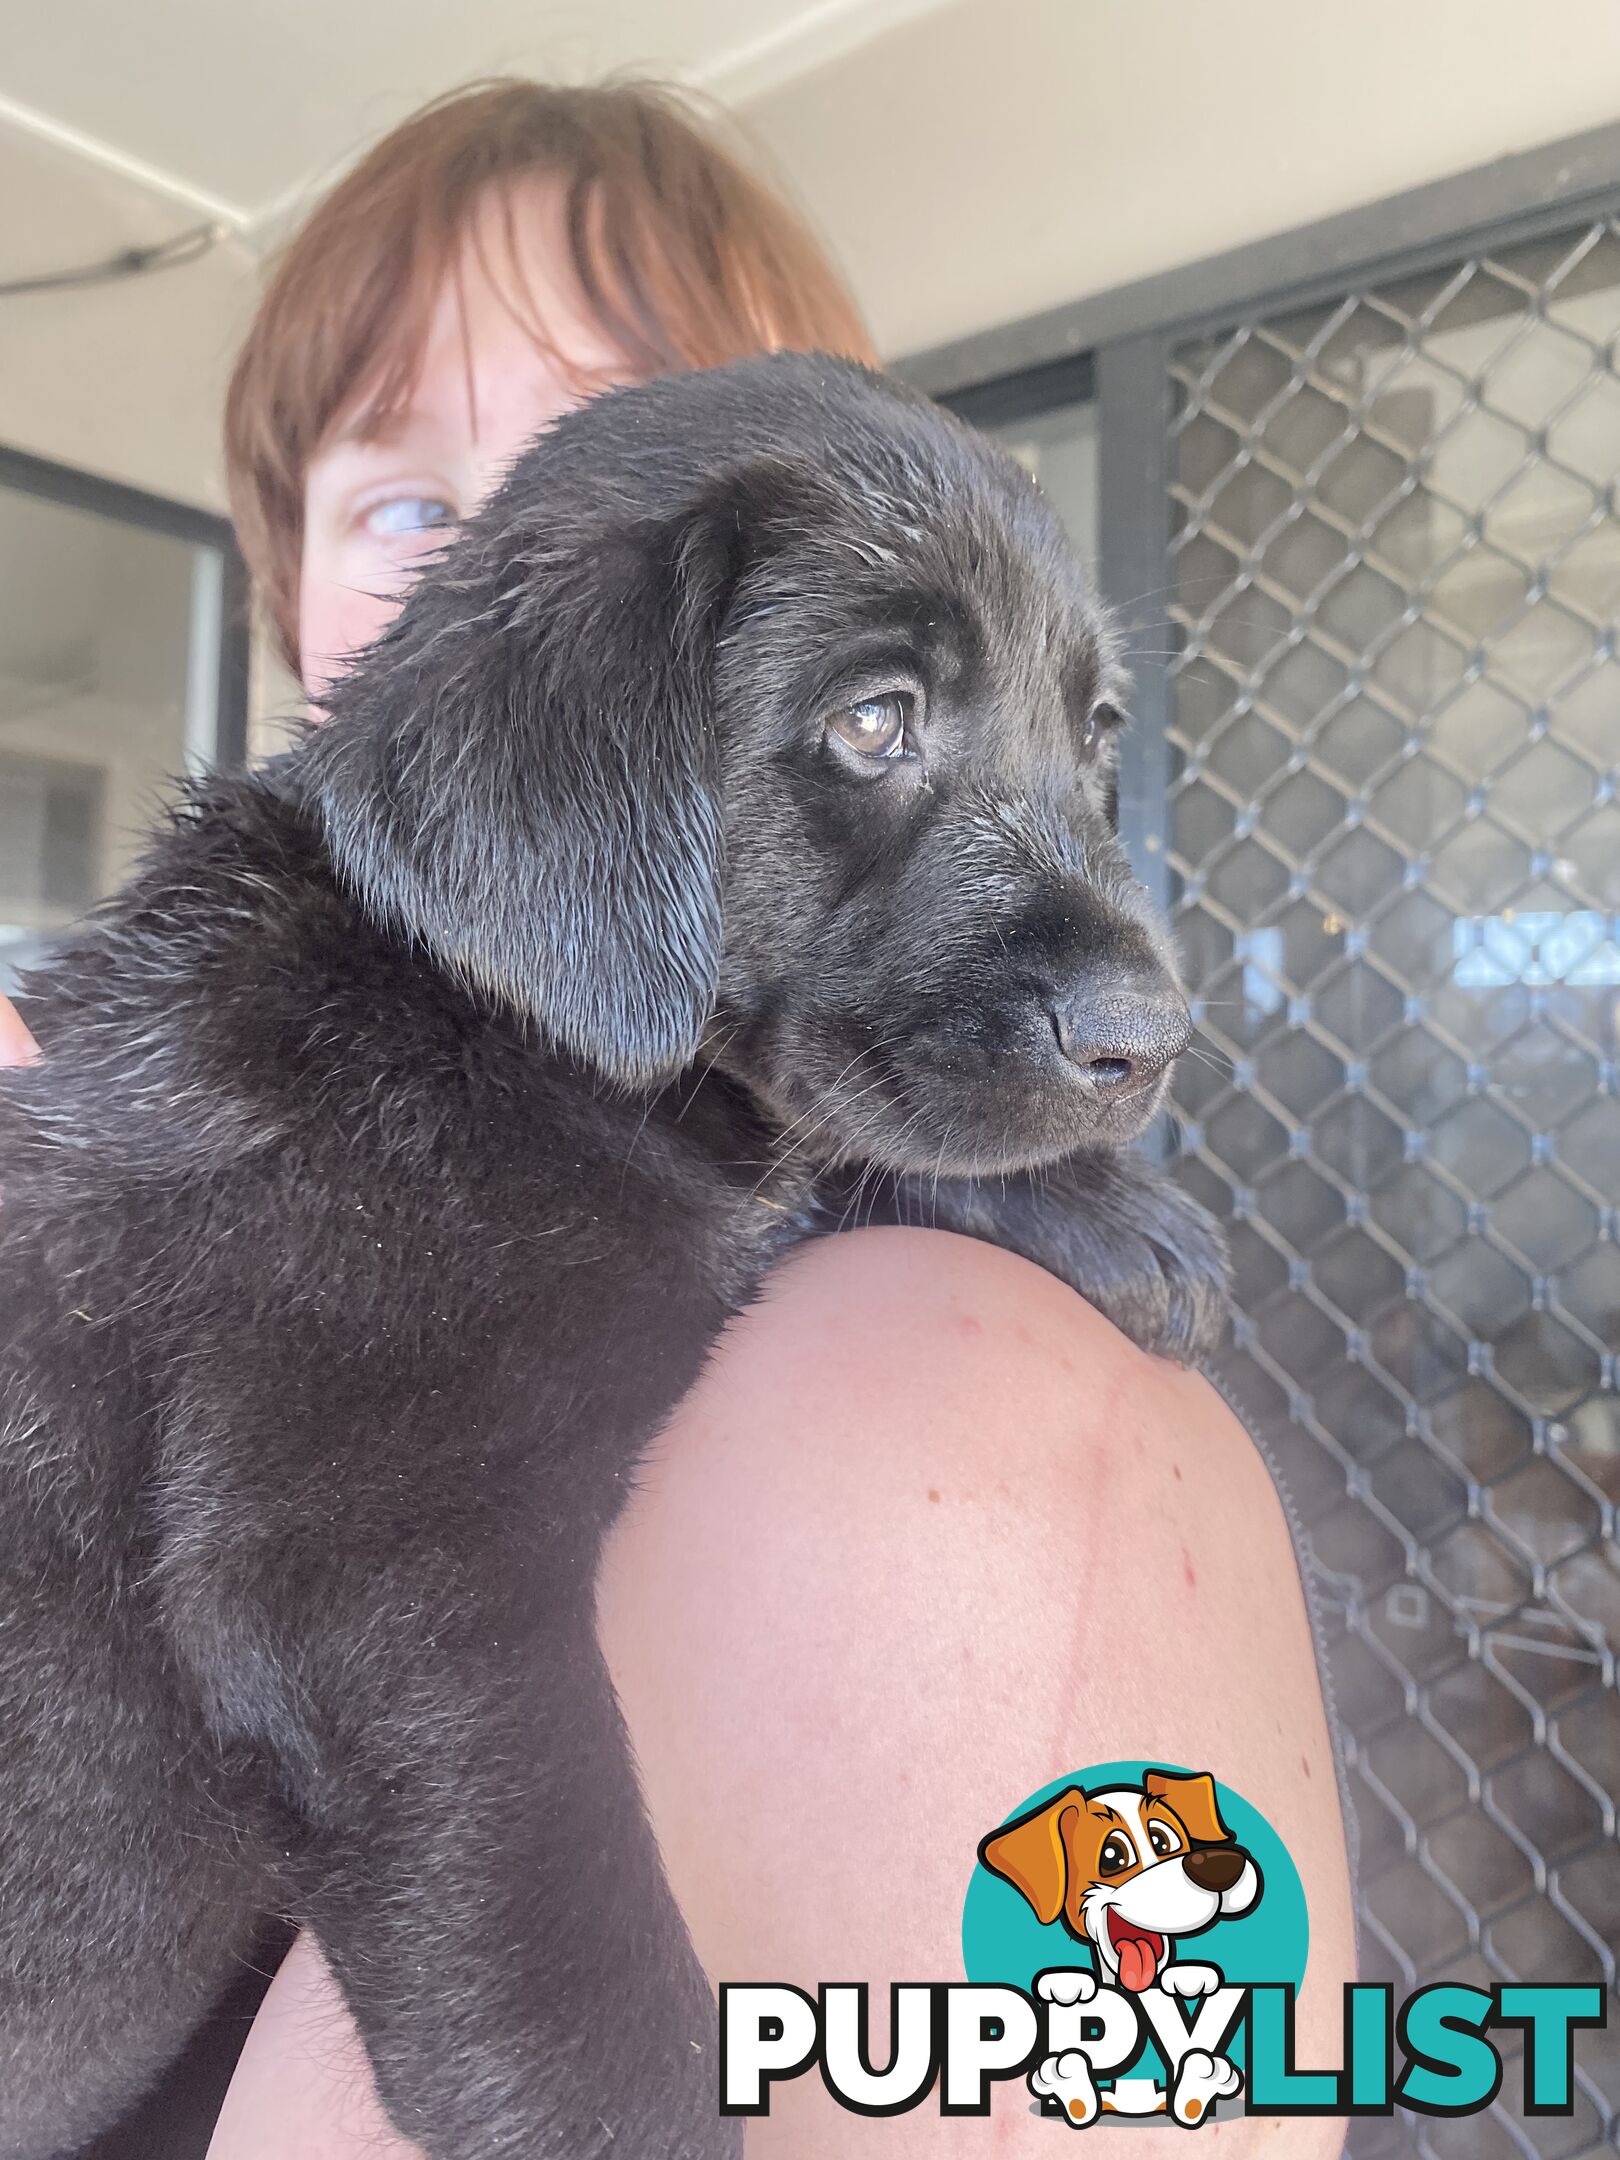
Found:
<box><xmin>0</xmin><ymin>481</ymin><xmax>223</xmax><ymax>991</ymax></box>
<box><xmin>983</xmin><ymin>395</ymin><xmax>1099</xmax><ymax>565</ymax></box>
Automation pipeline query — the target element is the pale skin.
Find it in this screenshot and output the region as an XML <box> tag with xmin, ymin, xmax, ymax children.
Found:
<box><xmin>4</xmin><ymin>179</ymin><xmax>1356</xmax><ymax>2156</ymax></box>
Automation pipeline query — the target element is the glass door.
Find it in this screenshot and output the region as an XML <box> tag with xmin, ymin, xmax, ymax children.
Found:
<box><xmin>0</xmin><ymin>448</ymin><xmax>247</xmax><ymax>993</ymax></box>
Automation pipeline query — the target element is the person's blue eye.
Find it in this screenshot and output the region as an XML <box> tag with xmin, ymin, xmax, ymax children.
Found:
<box><xmin>363</xmin><ymin>496</ymin><xmax>456</xmax><ymax>539</ymax></box>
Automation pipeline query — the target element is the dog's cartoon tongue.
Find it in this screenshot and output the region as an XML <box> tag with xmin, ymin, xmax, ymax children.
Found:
<box><xmin>1107</xmin><ymin>1910</ymin><xmax>1166</xmax><ymax>1992</ymax></box>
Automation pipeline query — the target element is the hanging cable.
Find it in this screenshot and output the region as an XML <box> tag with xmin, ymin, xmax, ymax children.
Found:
<box><xmin>0</xmin><ymin>219</ymin><xmax>229</xmax><ymax>300</ymax></box>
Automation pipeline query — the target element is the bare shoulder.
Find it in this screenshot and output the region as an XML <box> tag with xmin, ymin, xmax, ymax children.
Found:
<box><xmin>610</xmin><ymin>1226</ymin><xmax>1313</xmax><ymax>1755</ymax></box>
<box><xmin>667</xmin><ymin>1221</ymin><xmax>1281</xmax><ymax>1524</ymax></box>
<box><xmin>600</xmin><ymin>1221</ymin><xmax>1355</xmax><ymax>2154</ymax></box>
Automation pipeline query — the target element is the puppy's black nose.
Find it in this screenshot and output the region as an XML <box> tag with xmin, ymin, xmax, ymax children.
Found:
<box><xmin>1053</xmin><ymin>979</ymin><xmax>1191</xmax><ymax>1090</ymax></box>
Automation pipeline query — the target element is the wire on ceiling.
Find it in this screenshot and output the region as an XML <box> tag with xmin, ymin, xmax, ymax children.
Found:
<box><xmin>0</xmin><ymin>219</ymin><xmax>229</xmax><ymax>300</ymax></box>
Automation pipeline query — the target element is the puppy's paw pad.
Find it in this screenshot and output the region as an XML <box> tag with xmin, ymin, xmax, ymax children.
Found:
<box><xmin>1172</xmin><ymin>2050</ymin><xmax>1243</xmax><ymax>2125</ymax></box>
<box><xmin>1031</xmin><ymin>2051</ymin><xmax>1100</xmax><ymax>2127</ymax></box>
<box><xmin>1037</xmin><ymin>1967</ymin><xmax>1098</xmax><ymax>2005</ymax></box>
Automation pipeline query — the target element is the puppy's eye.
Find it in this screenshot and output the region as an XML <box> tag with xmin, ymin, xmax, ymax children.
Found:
<box><xmin>827</xmin><ymin>692</ymin><xmax>913</xmax><ymax>760</ymax></box>
<box><xmin>1078</xmin><ymin>702</ymin><xmax>1120</xmax><ymax>756</ymax></box>
<box><xmin>1099</xmin><ymin>1833</ymin><xmax>1136</xmax><ymax>1876</ymax></box>
<box><xmin>1148</xmin><ymin>1822</ymin><xmax>1179</xmax><ymax>1858</ymax></box>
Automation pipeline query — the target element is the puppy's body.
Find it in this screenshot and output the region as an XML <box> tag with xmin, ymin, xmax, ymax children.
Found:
<box><xmin>0</xmin><ymin>356</ymin><xmax>1225</xmax><ymax>2157</ymax></box>
<box><xmin>2</xmin><ymin>783</ymin><xmax>800</xmax><ymax>2157</ymax></box>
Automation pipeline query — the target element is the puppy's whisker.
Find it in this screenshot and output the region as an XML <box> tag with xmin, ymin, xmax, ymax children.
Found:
<box><xmin>749</xmin><ymin>1066</ymin><xmax>899</xmax><ymax>1198</ymax></box>
<box><xmin>811</xmin><ymin>1079</ymin><xmax>908</xmax><ymax>1172</ymax></box>
<box><xmin>675</xmin><ymin>1022</ymin><xmax>747</xmax><ymax>1121</ymax></box>
<box><xmin>764</xmin><ymin>1042</ymin><xmax>891</xmax><ymax>1151</ymax></box>
<box><xmin>1187</xmin><ymin>1024</ymin><xmax>1236</xmax><ymax>1065</ymax></box>
<box><xmin>1109</xmin><ymin>569</ymin><xmax>1248</xmax><ymax>618</ymax></box>
<box><xmin>760</xmin><ymin>1030</ymin><xmax>912</xmax><ymax>1172</ymax></box>
<box><xmin>839</xmin><ymin>1160</ymin><xmax>884</xmax><ymax>1235</ymax></box>
<box><xmin>1165</xmin><ymin>616</ymin><xmax>1303</xmax><ymax>639</ymax></box>
<box><xmin>1178</xmin><ymin>1048</ymin><xmax>1230</xmax><ymax>1079</ymax></box>
<box><xmin>824</xmin><ymin>1096</ymin><xmax>932</xmax><ymax>1228</ymax></box>
<box><xmin>617</xmin><ymin>1091</ymin><xmax>665</xmax><ymax>1191</ymax></box>
<box><xmin>1184</xmin><ymin>1036</ymin><xmax>1234</xmax><ymax>1068</ymax></box>
<box><xmin>771</xmin><ymin>1060</ymin><xmax>891</xmax><ymax>1150</ymax></box>
<box><xmin>929</xmin><ymin>1118</ymin><xmax>964</xmax><ymax>1217</ymax></box>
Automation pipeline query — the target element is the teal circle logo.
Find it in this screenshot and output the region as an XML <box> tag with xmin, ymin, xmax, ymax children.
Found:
<box><xmin>962</xmin><ymin>1762</ymin><xmax>1308</xmax><ymax>2090</ymax></box>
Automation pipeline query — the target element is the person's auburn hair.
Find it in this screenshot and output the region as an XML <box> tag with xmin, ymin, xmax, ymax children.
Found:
<box><xmin>225</xmin><ymin>78</ymin><xmax>877</xmax><ymax>675</ymax></box>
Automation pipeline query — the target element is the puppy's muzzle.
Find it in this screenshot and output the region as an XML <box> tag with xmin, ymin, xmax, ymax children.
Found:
<box><xmin>1053</xmin><ymin>974</ymin><xmax>1192</xmax><ymax>1097</ymax></box>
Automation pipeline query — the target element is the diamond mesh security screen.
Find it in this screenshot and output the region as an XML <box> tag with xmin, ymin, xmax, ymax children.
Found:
<box><xmin>1168</xmin><ymin>222</ymin><xmax>1620</xmax><ymax>2157</ymax></box>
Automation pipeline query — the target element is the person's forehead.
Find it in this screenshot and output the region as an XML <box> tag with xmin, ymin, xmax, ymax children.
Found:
<box><xmin>322</xmin><ymin>176</ymin><xmax>632</xmax><ymax>458</ymax></box>
<box><xmin>438</xmin><ymin>186</ymin><xmax>628</xmax><ymax>376</ymax></box>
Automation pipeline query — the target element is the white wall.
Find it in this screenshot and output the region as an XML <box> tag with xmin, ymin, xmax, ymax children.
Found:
<box><xmin>745</xmin><ymin>0</ymin><xmax>1620</xmax><ymax>359</ymax></box>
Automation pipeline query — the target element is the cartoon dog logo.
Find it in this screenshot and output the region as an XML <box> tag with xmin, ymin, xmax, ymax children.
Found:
<box><xmin>979</xmin><ymin>1769</ymin><xmax>1261</xmax><ymax>2126</ymax></box>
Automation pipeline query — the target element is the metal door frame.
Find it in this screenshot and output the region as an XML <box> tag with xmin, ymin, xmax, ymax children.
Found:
<box><xmin>900</xmin><ymin>120</ymin><xmax>1620</xmax><ymax>398</ymax></box>
<box><xmin>900</xmin><ymin>121</ymin><xmax>1620</xmax><ymax>924</ymax></box>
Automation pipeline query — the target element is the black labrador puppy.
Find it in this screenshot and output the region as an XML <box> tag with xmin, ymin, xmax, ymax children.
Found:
<box><xmin>0</xmin><ymin>354</ymin><xmax>1226</xmax><ymax>2159</ymax></box>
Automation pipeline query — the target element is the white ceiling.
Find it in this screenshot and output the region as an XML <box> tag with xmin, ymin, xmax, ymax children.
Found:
<box><xmin>0</xmin><ymin>0</ymin><xmax>946</xmax><ymax>234</ymax></box>
<box><xmin>7</xmin><ymin>0</ymin><xmax>1620</xmax><ymax>515</ymax></box>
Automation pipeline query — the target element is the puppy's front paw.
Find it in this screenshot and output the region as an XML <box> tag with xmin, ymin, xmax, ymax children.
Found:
<box><xmin>1170</xmin><ymin>2048</ymin><xmax>1242</xmax><ymax>2125</ymax></box>
<box><xmin>1082</xmin><ymin>1180</ymin><xmax>1230</xmax><ymax>1368</ymax></box>
<box><xmin>896</xmin><ymin>1154</ymin><xmax>1230</xmax><ymax>1366</ymax></box>
<box><xmin>1159</xmin><ymin>1962</ymin><xmax>1222</xmax><ymax>1998</ymax></box>
<box><xmin>1031</xmin><ymin>2049</ymin><xmax>1101</xmax><ymax>2127</ymax></box>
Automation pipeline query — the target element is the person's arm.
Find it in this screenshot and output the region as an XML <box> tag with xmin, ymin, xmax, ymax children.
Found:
<box><xmin>0</xmin><ymin>994</ymin><xmax>38</xmax><ymax>1067</ymax></box>
<box><xmin>212</xmin><ymin>1227</ymin><xmax>1354</xmax><ymax>2157</ymax></box>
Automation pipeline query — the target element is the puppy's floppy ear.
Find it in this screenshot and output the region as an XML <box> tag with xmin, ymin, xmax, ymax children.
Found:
<box><xmin>302</xmin><ymin>466</ymin><xmax>759</xmax><ymax>1088</ymax></box>
<box><xmin>978</xmin><ymin>1787</ymin><xmax>1088</xmax><ymax>1929</ymax></box>
<box><xmin>1144</xmin><ymin>1769</ymin><xmax>1232</xmax><ymax>1846</ymax></box>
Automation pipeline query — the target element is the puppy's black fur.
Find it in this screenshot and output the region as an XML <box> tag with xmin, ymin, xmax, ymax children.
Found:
<box><xmin>0</xmin><ymin>355</ymin><xmax>1226</xmax><ymax>2158</ymax></box>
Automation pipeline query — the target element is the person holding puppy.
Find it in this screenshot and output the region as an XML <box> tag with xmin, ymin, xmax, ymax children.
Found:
<box><xmin>2</xmin><ymin>80</ymin><xmax>1355</xmax><ymax>2157</ymax></box>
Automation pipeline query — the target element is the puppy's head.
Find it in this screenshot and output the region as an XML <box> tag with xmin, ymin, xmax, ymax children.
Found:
<box><xmin>979</xmin><ymin>1771</ymin><xmax>1259</xmax><ymax>1991</ymax></box>
<box><xmin>305</xmin><ymin>353</ymin><xmax>1186</xmax><ymax>1170</ymax></box>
